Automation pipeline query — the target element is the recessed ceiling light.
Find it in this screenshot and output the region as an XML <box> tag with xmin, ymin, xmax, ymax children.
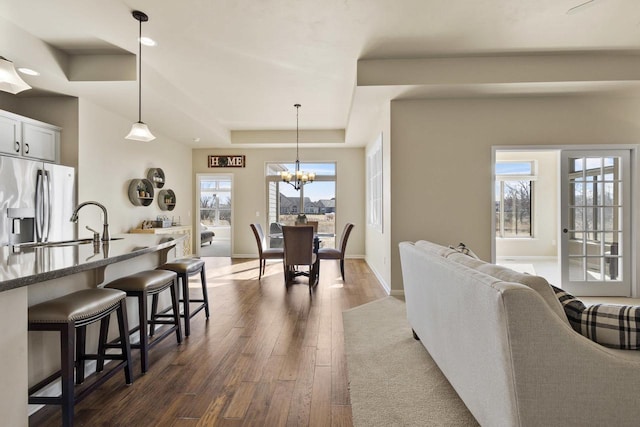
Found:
<box><xmin>140</xmin><ymin>37</ymin><xmax>156</xmax><ymax>46</ymax></box>
<box><xmin>18</xmin><ymin>67</ymin><xmax>39</xmax><ymax>76</ymax></box>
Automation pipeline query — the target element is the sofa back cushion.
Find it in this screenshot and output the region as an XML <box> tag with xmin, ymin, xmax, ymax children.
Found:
<box><xmin>443</xmin><ymin>251</ymin><xmax>569</xmax><ymax>326</ymax></box>
<box><xmin>415</xmin><ymin>240</ymin><xmax>457</xmax><ymax>257</ymax></box>
<box><xmin>413</xmin><ymin>240</ymin><xmax>569</xmax><ymax>326</ymax></box>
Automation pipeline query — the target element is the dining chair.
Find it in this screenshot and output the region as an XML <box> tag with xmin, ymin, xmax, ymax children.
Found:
<box><xmin>305</xmin><ymin>221</ymin><xmax>319</xmax><ymax>233</ymax></box>
<box><xmin>282</xmin><ymin>225</ymin><xmax>317</xmax><ymax>291</ymax></box>
<box><xmin>317</xmin><ymin>223</ymin><xmax>354</xmax><ymax>281</ymax></box>
<box><xmin>250</xmin><ymin>223</ymin><xmax>284</xmax><ymax>279</ymax></box>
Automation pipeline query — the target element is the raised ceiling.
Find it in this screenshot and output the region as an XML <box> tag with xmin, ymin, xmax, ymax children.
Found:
<box><xmin>1</xmin><ymin>0</ymin><xmax>639</xmax><ymax>148</ymax></box>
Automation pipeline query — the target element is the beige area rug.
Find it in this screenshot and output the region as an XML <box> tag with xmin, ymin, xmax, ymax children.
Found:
<box><xmin>343</xmin><ymin>297</ymin><xmax>479</xmax><ymax>427</ymax></box>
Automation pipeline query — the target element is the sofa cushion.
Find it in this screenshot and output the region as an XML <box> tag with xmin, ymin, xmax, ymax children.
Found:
<box><xmin>413</xmin><ymin>239</ymin><xmax>569</xmax><ymax>325</ymax></box>
<box><xmin>414</xmin><ymin>240</ymin><xmax>457</xmax><ymax>258</ymax></box>
<box><xmin>446</xmin><ymin>252</ymin><xmax>486</xmax><ymax>270</ymax></box>
<box><xmin>474</xmin><ymin>263</ymin><xmax>569</xmax><ymax>326</ymax></box>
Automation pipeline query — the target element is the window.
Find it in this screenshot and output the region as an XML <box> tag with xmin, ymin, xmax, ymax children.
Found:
<box><xmin>568</xmin><ymin>157</ymin><xmax>619</xmax><ymax>244</ymax></box>
<box><xmin>266</xmin><ymin>162</ymin><xmax>336</xmax><ymax>248</ymax></box>
<box><xmin>495</xmin><ymin>161</ymin><xmax>535</xmax><ymax>238</ymax></box>
<box><xmin>200</xmin><ymin>177</ymin><xmax>231</xmax><ymax>226</ymax></box>
<box><xmin>367</xmin><ymin>133</ymin><xmax>383</xmax><ymax>232</ymax></box>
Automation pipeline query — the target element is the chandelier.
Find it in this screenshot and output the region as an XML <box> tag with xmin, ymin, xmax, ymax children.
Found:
<box><xmin>281</xmin><ymin>104</ymin><xmax>315</xmax><ymax>190</ymax></box>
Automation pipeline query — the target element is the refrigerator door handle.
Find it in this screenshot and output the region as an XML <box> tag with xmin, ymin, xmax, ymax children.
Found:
<box><xmin>43</xmin><ymin>170</ymin><xmax>51</xmax><ymax>241</ymax></box>
<box><xmin>35</xmin><ymin>169</ymin><xmax>44</xmax><ymax>241</ymax></box>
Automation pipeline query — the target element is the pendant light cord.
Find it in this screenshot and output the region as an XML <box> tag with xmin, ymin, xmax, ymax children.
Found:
<box><xmin>137</xmin><ymin>17</ymin><xmax>142</xmax><ymax>122</ymax></box>
<box><xmin>295</xmin><ymin>104</ymin><xmax>300</xmax><ymax>161</ymax></box>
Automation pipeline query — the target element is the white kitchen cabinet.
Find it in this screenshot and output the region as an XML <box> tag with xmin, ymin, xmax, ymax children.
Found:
<box><xmin>0</xmin><ymin>109</ymin><xmax>60</xmax><ymax>162</ymax></box>
<box><xmin>0</xmin><ymin>114</ymin><xmax>21</xmax><ymax>156</ymax></box>
<box><xmin>22</xmin><ymin>122</ymin><xmax>58</xmax><ymax>162</ymax></box>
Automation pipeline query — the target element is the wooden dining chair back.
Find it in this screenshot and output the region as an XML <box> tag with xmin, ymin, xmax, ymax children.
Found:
<box><xmin>250</xmin><ymin>223</ymin><xmax>284</xmax><ymax>279</ymax></box>
<box><xmin>294</xmin><ymin>221</ymin><xmax>318</xmax><ymax>233</ymax></box>
<box><xmin>317</xmin><ymin>223</ymin><xmax>354</xmax><ymax>281</ymax></box>
<box><xmin>282</xmin><ymin>225</ymin><xmax>317</xmax><ymax>290</ymax></box>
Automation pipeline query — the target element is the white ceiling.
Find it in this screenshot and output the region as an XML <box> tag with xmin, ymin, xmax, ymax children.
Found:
<box><xmin>1</xmin><ymin>0</ymin><xmax>640</xmax><ymax>148</ymax></box>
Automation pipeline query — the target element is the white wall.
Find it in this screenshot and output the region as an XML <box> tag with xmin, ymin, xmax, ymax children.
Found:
<box><xmin>390</xmin><ymin>95</ymin><xmax>640</xmax><ymax>292</ymax></box>
<box><xmin>495</xmin><ymin>150</ymin><xmax>559</xmax><ymax>258</ymax></box>
<box><xmin>78</xmin><ymin>99</ymin><xmax>192</xmax><ymax>239</ymax></box>
<box><xmin>192</xmin><ymin>147</ymin><xmax>366</xmax><ymax>258</ymax></box>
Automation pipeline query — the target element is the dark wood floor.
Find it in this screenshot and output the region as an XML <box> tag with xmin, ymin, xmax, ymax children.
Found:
<box><xmin>30</xmin><ymin>257</ymin><xmax>387</xmax><ymax>426</ymax></box>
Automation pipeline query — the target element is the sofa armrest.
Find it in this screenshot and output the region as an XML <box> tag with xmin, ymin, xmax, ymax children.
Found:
<box><xmin>501</xmin><ymin>286</ymin><xmax>640</xmax><ymax>426</ymax></box>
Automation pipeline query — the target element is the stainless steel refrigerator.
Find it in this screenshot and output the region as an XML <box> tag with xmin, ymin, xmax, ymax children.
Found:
<box><xmin>0</xmin><ymin>155</ymin><xmax>76</xmax><ymax>246</ymax></box>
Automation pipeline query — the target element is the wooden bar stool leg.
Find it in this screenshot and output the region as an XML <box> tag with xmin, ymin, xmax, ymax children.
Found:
<box><xmin>200</xmin><ymin>267</ymin><xmax>210</xmax><ymax>318</ymax></box>
<box><xmin>150</xmin><ymin>293</ymin><xmax>159</xmax><ymax>337</ymax></box>
<box><xmin>96</xmin><ymin>316</ymin><xmax>110</xmax><ymax>372</ymax></box>
<box><xmin>137</xmin><ymin>291</ymin><xmax>150</xmax><ymax>374</ymax></box>
<box><xmin>169</xmin><ymin>277</ymin><xmax>183</xmax><ymax>343</ymax></box>
<box><xmin>75</xmin><ymin>325</ymin><xmax>87</xmax><ymax>385</ymax></box>
<box><xmin>60</xmin><ymin>322</ymin><xmax>75</xmax><ymax>427</ymax></box>
<box><xmin>179</xmin><ymin>273</ymin><xmax>191</xmax><ymax>337</ymax></box>
<box><xmin>116</xmin><ymin>300</ymin><xmax>134</xmax><ymax>384</ymax></box>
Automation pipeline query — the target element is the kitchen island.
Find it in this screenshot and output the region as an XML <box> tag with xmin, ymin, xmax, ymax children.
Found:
<box><xmin>0</xmin><ymin>233</ymin><xmax>187</xmax><ymax>427</ymax></box>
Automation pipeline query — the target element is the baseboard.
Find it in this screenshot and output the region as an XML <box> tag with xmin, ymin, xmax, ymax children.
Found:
<box><xmin>364</xmin><ymin>259</ymin><xmax>391</xmax><ymax>295</ymax></box>
<box><xmin>232</xmin><ymin>254</ymin><xmax>258</xmax><ymax>259</ymax></box>
<box><xmin>389</xmin><ymin>289</ymin><xmax>405</xmax><ymax>297</ymax></box>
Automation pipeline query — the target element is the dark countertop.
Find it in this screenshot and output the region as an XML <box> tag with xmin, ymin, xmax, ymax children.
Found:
<box><xmin>0</xmin><ymin>233</ymin><xmax>186</xmax><ymax>293</ymax></box>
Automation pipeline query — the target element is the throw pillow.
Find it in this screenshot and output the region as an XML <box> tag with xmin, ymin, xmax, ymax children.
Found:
<box><xmin>580</xmin><ymin>304</ymin><xmax>640</xmax><ymax>350</ymax></box>
<box><xmin>449</xmin><ymin>242</ymin><xmax>479</xmax><ymax>259</ymax></box>
<box><xmin>550</xmin><ymin>285</ymin><xmax>585</xmax><ymax>333</ymax></box>
<box><xmin>551</xmin><ymin>285</ymin><xmax>640</xmax><ymax>350</ymax></box>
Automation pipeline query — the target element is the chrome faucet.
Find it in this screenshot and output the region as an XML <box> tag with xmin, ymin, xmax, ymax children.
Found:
<box><xmin>70</xmin><ymin>201</ymin><xmax>110</xmax><ymax>242</ymax></box>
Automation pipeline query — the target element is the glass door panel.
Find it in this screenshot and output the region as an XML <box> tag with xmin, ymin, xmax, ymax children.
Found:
<box><xmin>560</xmin><ymin>150</ymin><xmax>630</xmax><ymax>296</ymax></box>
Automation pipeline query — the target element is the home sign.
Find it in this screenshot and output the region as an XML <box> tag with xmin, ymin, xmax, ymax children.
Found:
<box><xmin>208</xmin><ymin>155</ymin><xmax>246</xmax><ymax>168</ymax></box>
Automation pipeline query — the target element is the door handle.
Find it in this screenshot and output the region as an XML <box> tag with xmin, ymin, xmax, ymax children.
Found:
<box><xmin>563</xmin><ymin>228</ymin><xmax>568</xmax><ymax>233</ymax></box>
<box><xmin>43</xmin><ymin>171</ymin><xmax>51</xmax><ymax>241</ymax></box>
<box><xmin>15</xmin><ymin>141</ymin><xmax>19</xmax><ymax>152</ymax></box>
<box><xmin>35</xmin><ymin>170</ymin><xmax>44</xmax><ymax>240</ymax></box>
<box><xmin>25</xmin><ymin>143</ymin><xmax>29</xmax><ymax>154</ymax></box>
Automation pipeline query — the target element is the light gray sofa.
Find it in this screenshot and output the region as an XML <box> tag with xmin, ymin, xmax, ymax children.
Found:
<box><xmin>399</xmin><ymin>240</ymin><xmax>640</xmax><ymax>427</ymax></box>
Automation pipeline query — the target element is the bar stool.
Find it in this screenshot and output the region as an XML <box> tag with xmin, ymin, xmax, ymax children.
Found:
<box><xmin>158</xmin><ymin>257</ymin><xmax>209</xmax><ymax>336</ymax></box>
<box><xmin>28</xmin><ymin>288</ymin><xmax>133</xmax><ymax>427</ymax></box>
<box><xmin>104</xmin><ymin>269</ymin><xmax>182</xmax><ymax>374</ymax></box>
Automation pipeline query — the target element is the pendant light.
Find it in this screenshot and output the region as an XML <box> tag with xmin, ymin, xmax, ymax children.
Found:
<box><xmin>280</xmin><ymin>104</ymin><xmax>315</xmax><ymax>190</ymax></box>
<box><xmin>0</xmin><ymin>56</ymin><xmax>31</xmax><ymax>94</ymax></box>
<box><xmin>125</xmin><ymin>10</ymin><xmax>156</xmax><ymax>142</ymax></box>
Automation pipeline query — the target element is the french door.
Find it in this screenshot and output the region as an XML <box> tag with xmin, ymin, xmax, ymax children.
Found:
<box><xmin>560</xmin><ymin>150</ymin><xmax>631</xmax><ymax>296</ymax></box>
